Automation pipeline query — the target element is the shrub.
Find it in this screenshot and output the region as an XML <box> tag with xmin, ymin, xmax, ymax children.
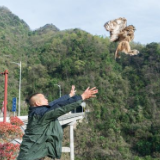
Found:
<box><xmin>0</xmin><ymin>122</ymin><xmax>23</xmax><ymax>142</ymax></box>
<box><xmin>0</xmin><ymin>120</ymin><xmax>24</xmax><ymax>159</ymax></box>
<box><xmin>0</xmin><ymin>143</ymin><xmax>20</xmax><ymax>160</ymax></box>
<box><xmin>10</xmin><ymin>116</ymin><xmax>24</xmax><ymax>126</ymax></box>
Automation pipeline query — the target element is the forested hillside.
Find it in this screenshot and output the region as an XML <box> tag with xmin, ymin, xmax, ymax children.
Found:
<box><xmin>0</xmin><ymin>6</ymin><xmax>160</xmax><ymax>160</ymax></box>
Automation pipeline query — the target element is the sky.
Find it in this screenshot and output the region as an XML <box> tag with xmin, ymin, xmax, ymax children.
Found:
<box><xmin>0</xmin><ymin>0</ymin><xmax>160</xmax><ymax>44</ymax></box>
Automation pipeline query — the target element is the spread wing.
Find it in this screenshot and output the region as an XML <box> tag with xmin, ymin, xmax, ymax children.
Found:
<box><xmin>116</xmin><ymin>25</ymin><xmax>136</xmax><ymax>42</ymax></box>
<box><xmin>104</xmin><ymin>17</ymin><xmax>127</xmax><ymax>42</ymax></box>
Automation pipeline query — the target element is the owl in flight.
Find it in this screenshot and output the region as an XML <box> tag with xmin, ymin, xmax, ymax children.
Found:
<box><xmin>104</xmin><ymin>17</ymin><xmax>139</xmax><ymax>59</ymax></box>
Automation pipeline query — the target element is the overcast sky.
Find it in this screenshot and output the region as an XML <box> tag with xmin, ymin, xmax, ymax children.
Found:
<box><xmin>0</xmin><ymin>0</ymin><xmax>160</xmax><ymax>44</ymax></box>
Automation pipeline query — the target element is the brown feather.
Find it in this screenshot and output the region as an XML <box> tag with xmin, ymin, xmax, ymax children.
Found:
<box><xmin>115</xmin><ymin>41</ymin><xmax>139</xmax><ymax>59</ymax></box>
<box><xmin>104</xmin><ymin>18</ymin><xmax>139</xmax><ymax>59</ymax></box>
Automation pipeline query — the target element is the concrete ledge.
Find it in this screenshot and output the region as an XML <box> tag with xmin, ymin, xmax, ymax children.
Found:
<box><xmin>0</xmin><ymin>113</ymin><xmax>85</xmax><ymax>125</ymax></box>
<box><xmin>10</xmin><ymin>138</ymin><xmax>22</xmax><ymax>144</ymax></box>
<box><xmin>62</xmin><ymin>147</ymin><xmax>70</xmax><ymax>152</ymax></box>
<box><xmin>0</xmin><ymin>116</ymin><xmax>28</xmax><ymax>122</ymax></box>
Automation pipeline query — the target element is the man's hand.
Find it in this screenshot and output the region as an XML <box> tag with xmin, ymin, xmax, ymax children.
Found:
<box><xmin>69</xmin><ymin>85</ymin><xmax>76</xmax><ymax>97</ymax></box>
<box><xmin>81</xmin><ymin>87</ymin><xmax>98</xmax><ymax>100</ymax></box>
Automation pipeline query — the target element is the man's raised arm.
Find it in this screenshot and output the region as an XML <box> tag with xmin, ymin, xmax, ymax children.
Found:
<box><xmin>49</xmin><ymin>85</ymin><xmax>76</xmax><ymax>107</ymax></box>
<box><xmin>40</xmin><ymin>87</ymin><xmax>98</xmax><ymax>123</ymax></box>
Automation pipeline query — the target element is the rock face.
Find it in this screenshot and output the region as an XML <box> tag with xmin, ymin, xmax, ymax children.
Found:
<box><xmin>38</xmin><ymin>24</ymin><xmax>60</xmax><ymax>32</ymax></box>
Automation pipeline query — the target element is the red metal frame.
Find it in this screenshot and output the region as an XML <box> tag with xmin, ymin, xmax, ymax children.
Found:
<box><xmin>1</xmin><ymin>70</ymin><xmax>8</xmax><ymax>123</ymax></box>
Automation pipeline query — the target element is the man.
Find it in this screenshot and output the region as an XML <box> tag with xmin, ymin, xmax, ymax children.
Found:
<box><xmin>17</xmin><ymin>86</ymin><xmax>98</xmax><ymax>160</ymax></box>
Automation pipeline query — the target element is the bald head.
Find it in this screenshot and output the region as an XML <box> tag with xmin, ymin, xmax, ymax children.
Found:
<box><xmin>29</xmin><ymin>93</ymin><xmax>48</xmax><ymax>107</ymax></box>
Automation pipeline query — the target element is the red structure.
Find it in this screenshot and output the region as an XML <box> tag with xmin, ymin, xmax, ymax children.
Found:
<box><xmin>1</xmin><ymin>70</ymin><xmax>8</xmax><ymax>123</ymax></box>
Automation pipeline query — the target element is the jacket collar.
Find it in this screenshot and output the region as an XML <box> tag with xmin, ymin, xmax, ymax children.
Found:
<box><xmin>29</xmin><ymin>105</ymin><xmax>51</xmax><ymax>110</ymax></box>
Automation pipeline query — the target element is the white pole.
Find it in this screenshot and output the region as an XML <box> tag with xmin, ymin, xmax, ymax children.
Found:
<box><xmin>14</xmin><ymin>97</ymin><xmax>17</xmax><ymax>117</ymax></box>
<box><xmin>18</xmin><ymin>61</ymin><xmax>21</xmax><ymax>116</ymax></box>
<box><xmin>70</xmin><ymin>122</ymin><xmax>75</xmax><ymax>160</ymax></box>
<box><xmin>10</xmin><ymin>61</ymin><xmax>21</xmax><ymax>116</ymax></box>
<box><xmin>54</xmin><ymin>84</ymin><xmax>61</xmax><ymax>97</ymax></box>
<box><xmin>59</xmin><ymin>85</ymin><xmax>61</xmax><ymax>97</ymax></box>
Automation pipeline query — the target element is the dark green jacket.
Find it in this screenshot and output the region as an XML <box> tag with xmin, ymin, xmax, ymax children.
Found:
<box><xmin>17</xmin><ymin>95</ymin><xmax>82</xmax><ymax>160</ymax></box>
